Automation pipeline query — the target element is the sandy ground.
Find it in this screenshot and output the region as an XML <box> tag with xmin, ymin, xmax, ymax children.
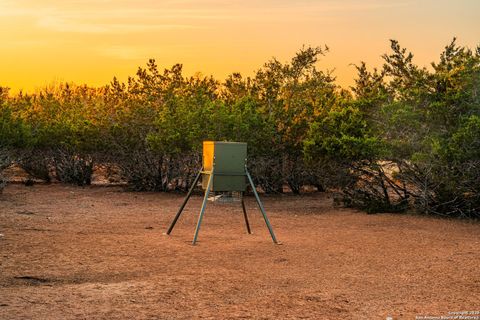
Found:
<box><xmin>0</xmin><ymin>184</ymin><xmax>479</xmax><ymax>320</ymax></box>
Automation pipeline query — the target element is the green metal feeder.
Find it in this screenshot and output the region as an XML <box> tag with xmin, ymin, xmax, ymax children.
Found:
<box><xmin>166</xmin><ymin>141</ymin><xmax>278</xmax><ymax>245</ymax></box>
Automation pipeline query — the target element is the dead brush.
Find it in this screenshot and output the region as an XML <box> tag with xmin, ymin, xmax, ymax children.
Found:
<box><xmin>0</xmin><ymin>149</ymin><xmax>12</xmax><ymax>192</ymax></box>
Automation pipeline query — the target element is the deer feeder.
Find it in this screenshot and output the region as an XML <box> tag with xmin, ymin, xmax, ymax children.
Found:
<box><xmin>166</xmin><ymin>141</ymin><xmax>278</xmax><ymax>245</ymax></box>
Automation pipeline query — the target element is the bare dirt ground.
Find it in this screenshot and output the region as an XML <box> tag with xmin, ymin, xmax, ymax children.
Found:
<box><xmin>0</xmin><ymin>184</ymin><xmax>479</xmax><ymax>319</ymax></box>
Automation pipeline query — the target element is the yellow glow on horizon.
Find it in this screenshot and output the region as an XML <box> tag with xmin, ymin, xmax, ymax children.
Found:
<box><xmin>0</xmin><ymin>0</ymin><xmax>479</xmax><ymax>93</ymax></box>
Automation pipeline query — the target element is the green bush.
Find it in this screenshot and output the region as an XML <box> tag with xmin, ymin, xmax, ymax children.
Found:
<box><xmin>1</xmin><ymin>41</ymin><xmax>479</xmax><ymax>218</ymax></box>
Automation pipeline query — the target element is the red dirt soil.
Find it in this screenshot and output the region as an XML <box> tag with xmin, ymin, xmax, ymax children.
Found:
<box><xmin>0</xmin><ymin>184</ymin><xmax>479</xmax><ymax>319</ymax></box>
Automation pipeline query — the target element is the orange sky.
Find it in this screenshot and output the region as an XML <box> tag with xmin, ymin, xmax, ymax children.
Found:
<box><xmin>0</xmin><ymin>0</ymin><xmax>479</xmax><ymax>93</ymax></box>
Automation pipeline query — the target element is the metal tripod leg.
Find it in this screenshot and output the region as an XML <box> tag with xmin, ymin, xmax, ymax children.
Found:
<box><xmin>192</xmin><ymin>171</ymin><xmax>214</xmax><ymax>245</ymax></box>
<box><xmin>245</xmin><ymin>169</ymin><xmax>278</xmax><ymax>244</ymax></box>
<box><xmin>241</xmin><ymin>192</ymin><xmax>252</xmax><ymax>234</ymax></box>
<box><xmin>166</xmin><ymin>170</ymin><xmax>202</xmax><ymax>235</ymax></box>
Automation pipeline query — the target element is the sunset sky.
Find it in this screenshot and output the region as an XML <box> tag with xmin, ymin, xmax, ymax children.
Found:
<box><xmin>1</xmin><ymin>0</ymin><xmax>479</xmax><ymax>93</ymax></box>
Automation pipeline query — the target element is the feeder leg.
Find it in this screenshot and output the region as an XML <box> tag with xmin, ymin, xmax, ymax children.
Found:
<box><xmin>246</xmin><ymin>169</ymin><xmax>278</xmax><ymax>244</ymax></box>
<box><xmin>166</xmin><ymin>170</ymin><xmax>202</xmax><ymax>235</ymax></box>
<box><xmin>192</xmin><ymin>172</ymin><xmax>214</xmax><ymax>245</ymax></box>
<box><xmin>241</xmin><ymin>193</ymin><xmax>252</xmax><ymax>234</ymax></box>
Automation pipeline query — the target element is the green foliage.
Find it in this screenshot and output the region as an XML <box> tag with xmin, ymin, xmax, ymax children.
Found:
<box><xmin>304</xmin><ymin>104</ymin><xmax>381</xmax><ymax>161</ymax></box>
<box><xmin>1</xmin><ymin>40</ymin><xmax>479</xmax><ymax>218</ymax></box>
<box><xmin>0</xmin><ymin>96</ymin><xmax>32</xmax><ymax>149</ymax></box>
<box><xmin>352</xmin><ymin>38</ymin><xmax>480</xmax><ymax>217</ymax></box>
<box><xmin>448</xmin><ymin>115</ymin><xmax>480</xmax><ymax>162</ymax></box>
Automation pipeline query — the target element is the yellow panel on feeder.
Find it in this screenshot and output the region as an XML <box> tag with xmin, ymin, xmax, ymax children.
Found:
<box><xmin>203</xmin><ymin>141</ymin><xmax>214</xmax><ymax>172</ymax></box>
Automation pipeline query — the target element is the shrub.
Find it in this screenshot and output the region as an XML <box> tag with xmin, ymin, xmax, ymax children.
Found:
<box><xmin>1</xmin><ymin>41</ymin><xmax>479</xmax><ymax>218</ymax></box>
<box><xmin>0</xmin><ymin>149</ymin><xmax>11</xmax><ymax>193</ymax></box>
<box><xmin>17</xmin><ymin>149</ymin><xmax>52</xmax><ymax>182</ymax></box>
<box><xmin>52</xmin><ymin>148</ymin><xmax>94</xmax><ymax>186</ymax></box>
